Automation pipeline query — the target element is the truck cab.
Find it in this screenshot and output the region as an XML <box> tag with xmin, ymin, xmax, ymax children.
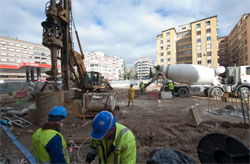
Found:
<box><xmin>226</xmin><ymin>66</ymin><xmax>250</xmax><ymax>84</ymax></box>
<box><xmin>223</xmin><ymin>66</ymin><xmax>250</xmax><ymax>95</ymax></box>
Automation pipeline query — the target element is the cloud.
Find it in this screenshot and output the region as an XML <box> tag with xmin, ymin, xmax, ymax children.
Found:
<box><xmin>0</xmin><ymin>0</ymin><xmax>249</xmax><ymax>69</ymax></box>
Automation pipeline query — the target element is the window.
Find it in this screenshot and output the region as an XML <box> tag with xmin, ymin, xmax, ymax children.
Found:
<box><xmin>160</xmin><ymin>53</ymin><xmax>163</xmax><ymax>56</ymax></box>
<box><xmin>206</xmin><ymin>21</ymin><xmax>210</xmax><ymax>26</ymax></box>
<box><xmin>197</xmin><ymin>53</ymin><xmax>202</xmax><ymax>57</ymax></box>
<box><xmin>160</xmin><ymin>40</ymin><xmax>163</xmax><ymax>44</ymax></box>
<box><xmin>182</xmin><ymin>27</ymin><xmax>186</xmax><ymax>30</ymax></box>
<box><xmin>167</xmin><ymin>51</ymin><xmax>171</xmax><ymax>55</ymax></box>
<box><xmin>0</xmin><ymin>41</ymin><xmax>6</xmax><ymax>45</ymax></box>
<box><xmin>1</xmin><ymin>52</ymin><xmax>6</xmax><ymax>56</ymax></box>
<box><xmin>207</xmin><ymin>44</ymin><xmax>211</xmax><ymax>49</ymax></box>
<box><xmin>168</xmin><ymin>58</ymin><xmax>171</xmax><ymax>62</ymax></box>
<box><xmin>1</xmin><ymin>58</ymin><xmax>7</xmax><ymax>61</ymax></box>
<box><xmin>161</xmin><ymin>59</ymin><xmax>164</xmax><ymax>62</ymax></box>
<box><xmin>246</xmin><ymin>67</ymin><xmax>250</xmax><ymax>75</ymax></box>
<box><xmin>160</xmin><ymin>46</ymin><xmax>163</xmax><ymax>50</ymax></box>
<box><xmin>221</xmin><ymin>40</ymin><xmax>224</xmax><ymax>43</ymax></box>
<box><xmin>197</xmin><ymin>38</ymin><xmax>201</xmax><ymax>43</ymax></box>
<box><xmin>198</xmin><ymin>61</ymin><xmax>201</xmax><ymax>64</ymax></box>
<box><xmin>207</xmin><ymin>52</ymin><xmax>212</xmax><ymax>56</ymax></box>
<box><xmin>207</xmin><ymin>59</ymin><xmax>211</xmax><ymax>64</ymax></box>
<box><xmin>167</xmin><ymin>39</ymin><xmax>170</xmax><ymax>42</ymax></box>
<box><xmin>197</xmin><ymin>45</ymin><xmax>202</xmax><ymax>51</ymax></box>
<box><xmin>196</xmin><ymin>23</ymin><xmax>200</xmax><ymax>28</ymax></box>
<box><xmin>197</xmin><ymin>31</ymin><xmax>201</xmax><ymax>35</ymax></box>
<box><xmin>207</xmin><ymin>36</ymin><xmax>211</xmax><ymax>41</ymax></box>
<box><xmin>206</xmin><ymin>29</ymin><xmax>211</xmax><ymax>33</ymax></box>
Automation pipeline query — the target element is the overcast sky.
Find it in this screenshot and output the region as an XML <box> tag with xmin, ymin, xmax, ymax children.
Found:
<box><xmin>0</xmin><ymin>0</ymin><xmax>249</xmax><ymax>69</ymax></box>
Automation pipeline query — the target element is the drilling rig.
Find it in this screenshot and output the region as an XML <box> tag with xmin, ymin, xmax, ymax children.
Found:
<box><xmin>31</xmin><ymin>0</ymin><xmax>116</xmax><ymax>124</ymax></box>
<box><xmin>41</xmin><ymin>0</ymin><xmax>86</xmax><ymax>91</ymax></box>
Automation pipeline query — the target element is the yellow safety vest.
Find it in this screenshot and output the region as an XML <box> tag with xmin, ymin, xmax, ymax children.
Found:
<box><xmin>32</xmin><ymin>128</ymin><xmax>70</xmax><ymax>163</ymax></box>
<box><xmin>91</xmin><ymin>123</ymin><xmax>136</xmax><ymax>164</ymax></box>
<box><xmin>168</xmin><ymin>82</ymin><xmax>174</xmax><ymax>90</ymax></box>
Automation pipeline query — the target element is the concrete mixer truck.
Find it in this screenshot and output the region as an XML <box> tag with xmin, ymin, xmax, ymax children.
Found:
<box><xmin>144</xmin><ymin>64</ymin><xmax>250</xmax><ymax>97</ymax></box>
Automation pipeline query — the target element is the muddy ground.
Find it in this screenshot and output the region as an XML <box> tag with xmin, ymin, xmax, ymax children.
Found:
<box><xmin>0</xmin><ymin>88</ymin><xmax>249</xmax><ymax>163</ymax></box>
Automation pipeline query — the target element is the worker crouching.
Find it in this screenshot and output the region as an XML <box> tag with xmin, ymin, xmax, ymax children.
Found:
<box><xmin>85</xmin><ymin>111</ymin><xmax>136</xmax><ymax>164</ymax></box>
<box><xmin>32</xmin><ymin>106</ymin><xmax>70</xmax><ymax>164</ymax></box>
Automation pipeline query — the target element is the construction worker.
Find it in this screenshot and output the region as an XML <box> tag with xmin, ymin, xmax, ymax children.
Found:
<box><xmin>139</xmin><ymin>81</ymin><xmax>144</xmax><ymax>95</ymax></box>
<box><xmin>32</xmin><ymin>106</ymin><xmax>70</xmax><ymax>164</ymax></box>
<box><xmin>85</xmin><ymin>111</ymin><xmax>136</xmax><ymax>164</ymax></box>
<box><xmin>128</xmin><ymin>84</ymin><xmax>135</xmax><ymax>106</ymax></box>
<box><xmin>168</xmin><ymin>81</ymin><xmax>174</xmax><ymax>97</ymax></box>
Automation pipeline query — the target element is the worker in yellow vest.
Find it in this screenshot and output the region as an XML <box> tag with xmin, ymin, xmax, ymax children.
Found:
<box><xmin>32</xmin><ymin>106</ymin><xmax>70</xmax><ymax>164</ymax></box>
<box><xmin>85</xmin><ymin>111</ymin><xmax>136</xmax><ymax>164</ymax></box>
<box><xmin>168</xmin><ymin>81</ymin><xmax>174</xmax><ymax>97</ymax></box>
<box><xmin>128</xmin><ymin>84</ymin><xmax>135</xmax><ymax>106</ymax></box>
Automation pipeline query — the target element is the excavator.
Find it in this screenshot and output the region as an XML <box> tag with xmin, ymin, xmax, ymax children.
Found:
<box><xmin>33</xmin><ymin>0</ymin><xmax>115</xmax><ymax>121</ymax></box>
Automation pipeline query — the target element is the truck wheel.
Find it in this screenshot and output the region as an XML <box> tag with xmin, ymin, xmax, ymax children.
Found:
<box><xmin>178</xmin><ymin>88</ymin><xmax>189</xmax><ymax>97</ymax></box>
<box><xmin>210</xmin><ymin>88</ymin><xmax>224</xmax><ymax>97</ymax></box>
<box><xmin>239</xmin><ymin>87</ymin><xmax>249</xmax><ymax>98</ymax></box>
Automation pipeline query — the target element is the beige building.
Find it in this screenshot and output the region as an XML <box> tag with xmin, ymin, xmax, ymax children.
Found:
<box><xmin>227</xmin><ymin>13</ymin><xmax>250</xmax><ymax>66</ymax></box>
<box><xmin>156</xmin><ymin>28</ymin><xmax>176</xmax><ymax>66</ymax></box>
<box><xmin>157</xmin><ymin>16</ymin><xmax>219</xmax><ymax>68</ymax></box>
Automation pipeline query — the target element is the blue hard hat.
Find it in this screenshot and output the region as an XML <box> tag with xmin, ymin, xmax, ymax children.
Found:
<box><xmin>48</xmin><ymin>106</ymin><xmax>67</xmax><ymax>118</ymax></box>
<box><xmin>91</xmin><ymin>111</ymin><xmax>116</xmax><ymax>140</ymax></box>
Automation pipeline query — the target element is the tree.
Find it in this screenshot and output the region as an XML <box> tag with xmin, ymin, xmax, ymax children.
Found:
<box><xmin>150</xmin><ymin>67</ymin><xmax>154</xmax><ymax>78</ymax></box>
<box><xmin>123</xmin><ymin>61</ymin><xmax>127</xmax><ymax>80</ymax></box>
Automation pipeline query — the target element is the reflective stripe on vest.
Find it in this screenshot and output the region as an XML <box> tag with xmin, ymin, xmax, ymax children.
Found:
<box><xmin>114</xmin><ymin>128</ymin><xmax>129</xmax><ymax>164</ymax></box>
<box><xmin>95</xmin><ymin>128</ymin><xmax>129</xmax><ymax>164</ymax></box>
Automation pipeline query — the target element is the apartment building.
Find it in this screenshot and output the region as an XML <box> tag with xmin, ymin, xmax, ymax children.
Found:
<box><xmin>134</xmin><ymin>57</ymin><xmax>154</xmax><ymax>79</ymax></box>
<box><xmin>227</xmin><ymin>13</ymin><xmax>250</xmax><ymax>66</ymax></box>
<box><xmin>156</xmin><ymin>28</ymin><xmax>176</xmax><ymax>65</ymax></box>
<box><xmin>0</xmin><ymin>36</ymin><xmax>52</xmax><ymax>82</ymax></box>
<box><xmin>157</xmin><ymin>16</ymin><xmax>219</xmax><ymax>68</ymax></box>
<box><xmin>84</xmin><ymin>51</ymin><xmax>125</xmax><ymax>80</ymax></box>
<box><xmin>218</xmin><ymin>37</ymin><xmax>230</xmax><ymax>67</ymax></box>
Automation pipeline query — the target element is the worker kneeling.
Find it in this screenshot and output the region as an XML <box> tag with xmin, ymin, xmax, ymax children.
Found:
<box><xmin>85</xmin><ymin>111</ymin><xmax>136</xmax><ymax>164</ymax></box>
<box><xmin>32</xmin><ymin>106</ymin><xmax>70</xmax><ymax>164</ymax></box>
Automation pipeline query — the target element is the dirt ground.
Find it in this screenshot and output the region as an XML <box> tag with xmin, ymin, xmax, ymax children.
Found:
<box><xmin>0</xmin><ymin>88</ymin><xmax>249</xmax><ymax>163</ymax></box>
